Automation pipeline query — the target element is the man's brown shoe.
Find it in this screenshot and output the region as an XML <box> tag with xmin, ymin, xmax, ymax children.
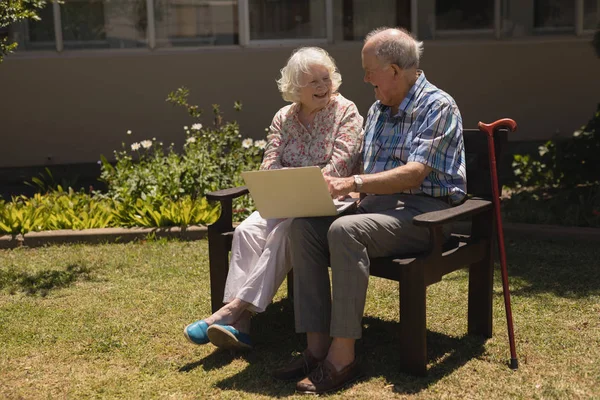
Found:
<box><xmin>296</xmin><ymin>359</ymin><xmax>363</xmax><ymax>394</ymax></box>
<box><xmin>271</xmin><ymin>349</ymin><xmax>322</xmax><ymax>381</ymax></box>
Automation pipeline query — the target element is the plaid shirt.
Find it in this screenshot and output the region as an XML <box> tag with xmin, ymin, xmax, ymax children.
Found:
<box><xmin>363</xmin><ymin>71</ymin><xmax>466</xmax><ymax>204</ymax></box>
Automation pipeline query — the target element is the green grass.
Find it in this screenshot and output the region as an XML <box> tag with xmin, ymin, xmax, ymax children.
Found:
<box><xmin>1</xmin><ymin>237</ymin><xmax>599</xmax><ymax>399</ymax></box>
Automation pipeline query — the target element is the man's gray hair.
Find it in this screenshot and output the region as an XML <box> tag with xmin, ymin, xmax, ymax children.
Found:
<box><xmin>364</xmin><ymin>27</ymin><xmax>424</xmax><ymax>69</ymax></box>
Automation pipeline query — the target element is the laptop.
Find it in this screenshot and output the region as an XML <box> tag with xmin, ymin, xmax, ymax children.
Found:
<box><xmin>241</xmin><ymin>166</ymin><xmax>358</xmax><ymax>219</ymax></box>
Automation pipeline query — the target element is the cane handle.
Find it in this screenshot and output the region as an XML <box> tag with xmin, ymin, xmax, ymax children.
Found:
<box><xmin>478</xmin><ymin>119</ymin><xmax>517</xmax><ymax>135</ymax></box>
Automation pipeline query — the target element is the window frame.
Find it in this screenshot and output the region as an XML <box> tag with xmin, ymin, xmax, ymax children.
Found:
<box><xmin>237</xmin><ymin>0</ymin><xmax>334</xmax><ymax>46</ymax></box>
<box><xmin>532</xmin><ymin>0</ymin><xmax>577</xmax><ymax>34</ymax></box>
<box><xmin>430</xmin><ymin>0</ymin><xmax>501</xmax><ymax>39</ymax></box>
<box><xmin>8</xmin><ymin>0</ymin><xmax>599</xmax><ymax>54</ymax></box>
<box><xmin>578</xmin><ymin>0</ymin><xmax>600</xmax><ymax>34</ymax></box>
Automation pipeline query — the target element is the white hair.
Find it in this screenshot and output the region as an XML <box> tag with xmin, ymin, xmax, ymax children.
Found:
<box><xmin>365</xmin><ymin>27</ymin><xmax>424</xmax><ymax>69</ymax></box>
<box><xmin>277</xmin><ymin>47</ymin><xmax>342</xmax><ymax>103</ymax></box>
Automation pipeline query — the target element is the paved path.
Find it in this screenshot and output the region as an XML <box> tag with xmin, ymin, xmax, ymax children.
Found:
<box><xmin>1</xmin><ymin>223</ymin><xmax>599</xmax><ymax>250</ymax></box>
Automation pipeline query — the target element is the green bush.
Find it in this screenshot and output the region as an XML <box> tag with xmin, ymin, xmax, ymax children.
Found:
<box><xmin>0</xmin><ymin>0</ymin><xmax>48</xmax><ymax>63</ymax></box>
<box><xmin>0</xmin><ymin>196</ymin><xmax>46</xmax><ymax>238</ymax></box>
<box><xmin>0</xmin><ymin>190</ymin><xmax>221</xmax><ymax>237</ymax></box>
<box><xmin>509</xmin><ymin>103</ymin><xmax>600</xmax><ymax>190</ymax></box>
<box><xmin>0</xmin><ymin>190</ymin><xmax>116</xmax><ymax>236</ymax></box>
<box><xmin>112</xmin><ymin>195</ymin><xmax>220</xmax><ymax>228</ymax></box>
<box><xmin>99</xmin><ymin>87</ymin><xmax>264</xmax><ymax>220</ymax></box>
<box><xmin>1</xmin><ymin>87</ymin><xmax>265</xmax><ymax>237</ymax></box>
<box><xmin>30</xmin><ymin>189</ymin><xmax>115</xmax><ymax>230</ymax></box>
<box><xmin>505</xmin><ymin>103</ymin><xmax>600</xmax><ymax>227</ymax></box>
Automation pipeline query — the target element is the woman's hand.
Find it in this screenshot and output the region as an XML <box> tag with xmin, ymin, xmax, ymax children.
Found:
<box><xmin>324</xmin><ymin>175</ymin><xmax>354</xmax><ymax>198</ymax></box>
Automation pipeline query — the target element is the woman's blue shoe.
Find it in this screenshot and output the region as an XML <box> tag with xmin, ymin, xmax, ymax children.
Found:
<box><xmin>207</xmin><ymin>324</ymin><xmax>253</xmax><ymax>350</ymax></box>
<box><xmin>184</xmin><ymin>320</ymin><xmax>210</xmax><ymax>345</ymax></box>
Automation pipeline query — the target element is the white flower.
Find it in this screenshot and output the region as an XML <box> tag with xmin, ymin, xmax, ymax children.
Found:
<box><xmin>186</xmin><ymin>137</ymin><xmax>196</xmax><ymax>144</ymax></box>
<box><xmin>192</xmin><ymin>123</ymin><xmax>203</xmax><ymax>130</ymax></box>
<box><xmin>127</xmin><ymin>130</ymin><xmax>132</xmax><ymax>135</ymax></box>
<box><xmin>140</xmin><ymin>140</ymin><xmax>152</xmax><ymax>149</ymax></box>
<box><xmin>183</xmin><ymin>126</ymin><xmax>189</xmax><ymax>130</ymax></box>
<box><xmin>131</xmin><ymin>142</ymin><xmax>141</xmax><ymax>151</ymax></box>
<box><xmin>242</xmin><ymin>138</ymin><xmax>253</xmax><ymax>149</ymax></box>
<box><xmin>254</xmin><ymin>140</ymin><xmax>267</xmax><ymax>149</ymax></box>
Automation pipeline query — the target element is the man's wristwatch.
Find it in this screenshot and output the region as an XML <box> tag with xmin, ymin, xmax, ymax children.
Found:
<box><xmin>353</xmin><ymin>175</ymin><xmax>363</xmax><ymax>192</ymax></box>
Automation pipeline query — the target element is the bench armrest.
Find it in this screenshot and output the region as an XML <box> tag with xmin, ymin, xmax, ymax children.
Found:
<box><xmin>412</xmin><ymin>198</ymin><xmax>493</xmax><ymax>227</ymax></box>
<box><xmin>206</xmin><ymin>186</ymin><xmax>249</xmax><ymax>232</ymax></box>
<box><xmin>206</xmin><ymin>186</ymin><xmax>249</xmax><ymax>201</ymax></box>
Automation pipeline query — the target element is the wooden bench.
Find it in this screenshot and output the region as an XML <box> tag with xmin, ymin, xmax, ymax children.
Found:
<box><xmin>205</xmin><ymin>121</ymin><xmax>513</xmax><ymax>376</ymax></box>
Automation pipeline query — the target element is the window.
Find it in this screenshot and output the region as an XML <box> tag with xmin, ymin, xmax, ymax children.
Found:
<box><xmin>60</xmin><ymin>0</ymin><xmax>147</xmax><ymax>49</ymax></box>
<box><xmin>342</xmin><ymin>0</ymin><xmax>410</xmax><ymax>41</ymax></box>
<box><xmin>5</xmin><ymin>0</ymin><xmax>599</xmax><ymax>54</ymax></box>
<box><xmin>534</xmin><ymin>0</ymin><xmax>575</xmax><ymax>30</ymax></box>
<box><xmin>248</xmin><ymin>0</ymin><xmax>326</xmax><ymax>41</ymax></box>
<box><xmin>584</xmin><ymin>0</ymin><xmax>600</xmax><ymax>31</ymax></box>
<box><xmin>435</xmin><ymin>0</ymin><xmax>494</xmax><ymax>31</ymax></box>
<box><xmin>155</xmin><ymin>0</ymin><xmax>238</xmax><ymax>47</ymax></box>
<box><xmin>8</xmin><ymin>4</ymin><xmax>55</xmax><ymax>51</ymax></box>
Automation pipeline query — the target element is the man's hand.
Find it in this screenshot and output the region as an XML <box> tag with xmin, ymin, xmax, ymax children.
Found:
<box><xmin>324</xmin><ymin>176</ymin><xmax>354</xmax><ymax>198</ymax></box>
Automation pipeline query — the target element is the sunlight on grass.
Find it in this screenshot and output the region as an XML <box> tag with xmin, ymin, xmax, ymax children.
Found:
<box><xmin>1</xmin><ymin>237</ymin><xmax>599</xmax><ymax>399</ymax></box>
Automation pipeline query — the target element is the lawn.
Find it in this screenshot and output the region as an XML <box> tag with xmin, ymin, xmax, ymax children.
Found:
<box><xmin>1</xmin><ymin>236</ymin><xmax>599</xmax><ymax>399</ymax></box>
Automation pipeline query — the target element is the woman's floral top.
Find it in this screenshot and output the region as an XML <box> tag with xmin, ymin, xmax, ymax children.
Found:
<box><xmin>260</xmin><ymin>93</ymin><xmax>364</xmax><ymax>177</ymax></box>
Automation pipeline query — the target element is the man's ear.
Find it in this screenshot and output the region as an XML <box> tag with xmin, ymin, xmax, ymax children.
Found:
<box><xmin>391</xmin><ymin>64</ymin><xmax>403</xmax><ymax>79</ymax></box>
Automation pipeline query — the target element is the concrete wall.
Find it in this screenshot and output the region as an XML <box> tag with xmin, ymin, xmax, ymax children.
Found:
<box><xmin>1</xmin><ymin>36</ymin><xmax>599</xmax><ymax>168</ymax></box>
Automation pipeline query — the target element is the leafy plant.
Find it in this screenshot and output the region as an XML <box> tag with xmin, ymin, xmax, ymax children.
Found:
<box><xmin>0</xmin><ymin>196</ymin><xmax>46</xmax><ymax>238</ymax></box>
<box><xmin>99</xmin><ymin>87</ymin><xmax>265</xmax><ymax>221</ymax></box>
<box><xmin>505</xmin><ymin>103</ymin><xmax>600</xmax><ymax>227</ymax></box>
<box><xmin>24</xmin><ymin>167</ymin><xmax>80</xmax><ymax>194</ymax></box>
<box><xmin>112</xmin><ymin>195</ymin><xmax>219</xmax><ymax>228</ymax></box>
<box><xmin>39</xmin><ymin>190</ymin><xmax>115</xmax><ymax>230</ymax></box>
<box><xmin>2</xmin><ymin>87</ymin><xmax>265</xmax><ymax>234</ymax></box>
<box><xmin>509</xmin><ymin>103</ymin><xmax>600</xmax><ymax>190</ymax></box>
<box><xmin>0</xmin><ymin>0</ymin><xmax>50</xmax><ymax>63</ymax></box>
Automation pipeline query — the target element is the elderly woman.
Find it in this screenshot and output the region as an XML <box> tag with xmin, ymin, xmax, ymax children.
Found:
<box><xmin>184</xmin><ymin>47</ymin><xmax>364</xmax><ymax>350</ymax></box>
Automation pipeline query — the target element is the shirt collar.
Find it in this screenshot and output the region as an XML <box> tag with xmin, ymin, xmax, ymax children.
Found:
<box><xmin>375</xmin><ymin>70</ymin><xmax>427</xmax><ymax>118</ymax></box>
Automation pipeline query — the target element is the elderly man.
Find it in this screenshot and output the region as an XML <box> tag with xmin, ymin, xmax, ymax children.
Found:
<box><xmin>272</xmin><ymin>27</ymin><xmax>466</xmax><ymax>394</ymax></box>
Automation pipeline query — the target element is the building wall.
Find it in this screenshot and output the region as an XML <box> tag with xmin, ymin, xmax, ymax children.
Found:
<box><xmin>1</xmin><ymin>36</ymin><xmax>599</xmax><ymax>168</ymax></box>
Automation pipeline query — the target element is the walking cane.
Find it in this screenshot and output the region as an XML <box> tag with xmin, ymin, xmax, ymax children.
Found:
<box><xmin>478</xmin><ymin>118</ymin><xmax>519</xmax><ymax>370</ymax></box>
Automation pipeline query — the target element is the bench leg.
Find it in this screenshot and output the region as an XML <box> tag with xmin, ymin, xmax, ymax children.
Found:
<box><xmin>208</xmin><ymin>228</ymin><xmax>229</xmax><ymax>314</ymax></box>
<box><xmin>468</xmin><ymin>211</ymin><xmax>494</xmax><ymax>338</ymax></box>
<box><xmin>467</xmin><ymin>240</ymin><xmax>493</xmax><ymax>338</ymax></box>
<box><xmin>286</xmin><ymin>270</ymin><xmax>294</xmax><ymax>302</ymax></box>
<box><xmin>399</xmin><ymin>263</ymin><xmax>427</xmax><ymax>376</ymax></box>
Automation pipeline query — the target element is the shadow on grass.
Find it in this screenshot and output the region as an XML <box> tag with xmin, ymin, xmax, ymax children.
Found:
<box><xmin>360</xmin><ymin>317</ymin><xmax>486</xmax><ymax>395</ymax></box>
<box><xmin>0</xmin><ymin>263</ymin><xmax>92</xmax><ymax>296</ymax></box>
<box><xmin>504</xmin><ymin>237</ymin><xmax>600</xmax><ymax>298</ymax></box>
<box><xmin>180</xmin><ymin>299</ymin><xmax>486</xmax><ymax>397</ymax></box>
<box><xmin>502</xmin><ymin>185</ymin><xmax>599</xmax><ymax>228</ymax></box>
<box><xmin>179</xmin><ymin>299</ymin><xmax>301</xmax><ymax>396</ymax></box>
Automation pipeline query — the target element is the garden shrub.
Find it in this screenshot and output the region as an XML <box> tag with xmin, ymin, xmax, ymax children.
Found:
<box><xmin>505</xmin><ymin>104</ymin><xmax>600</xmax><ymax>227</ymax></box>
<box><xmin>1</xmin><ymin>87</ymin><xmax>267</xmax><ymax>236</ymax></box>
<box><xmin>99</xmin><ymin>87</ymin><xmax>264</xmax><ymax>221</ymax></box>
<box><xmin>112</xmin><ymin>195</ymin><xmax>220</xmax><ymax>228</ymax></box>
<box><xmin>510</xmin><ymin>103</ymin><xmax>599</xmax><ymax>190</ymax></box>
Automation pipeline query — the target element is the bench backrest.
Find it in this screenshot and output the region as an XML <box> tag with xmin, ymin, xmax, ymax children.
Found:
<box><xmin>463</xmin><ymin>128</ymin><xmax>508</xmax><ymax>199</ymax></box>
